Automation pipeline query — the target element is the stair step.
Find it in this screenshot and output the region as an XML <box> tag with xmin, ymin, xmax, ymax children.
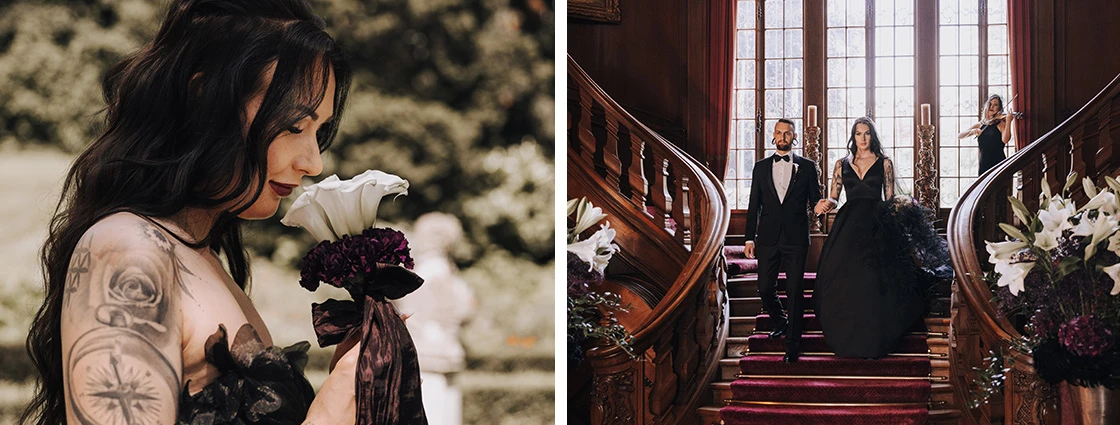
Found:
<box><xmin>720</xmin><ymin>404</ymin><xmax>928</xmax><ymax>425</ymax></box>
<box><xmin>730</xmin><ymin>316</ymin><xmax>757</xmax><ymax>336</ymax></box>
<box><xmin>737</xmin><ymin>355</ymin><xmax>932</xmax><ymax>377</ymax></box>
<box><xmin>729</xmin><ymin>296</ymin><xmax>814</xmax><ymax>316</ymax></box>
<box><xmin>745</xmin><ymin>334</ymin><xmax>930</xmax><ymax>355</ymax></box>
<box><xmin>697</xmin><ymin>405</ymin><xmax>721</xmax><ymax>425</ymax></box>
<box><xmin>729</xmin><ymin>378</ymin><xmax>930</xmax><ymax>403</ymax></box>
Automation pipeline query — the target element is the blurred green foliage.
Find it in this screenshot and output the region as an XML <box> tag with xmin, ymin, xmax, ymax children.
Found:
<box><xmin>0</xmin><ymin>0</ymin><xmax>555</xmax><ymax>414</ymax></box>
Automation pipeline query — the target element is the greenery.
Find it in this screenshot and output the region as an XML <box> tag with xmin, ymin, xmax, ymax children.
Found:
<box><xmin>0</xmin><ymin>0</ymin><xmax>553</xmax><ymax>422</ymax></box>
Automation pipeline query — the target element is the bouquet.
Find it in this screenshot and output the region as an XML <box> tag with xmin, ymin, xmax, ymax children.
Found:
<box><xmin>281</xmin><ymin>170</ymin><xmax>428</xmax><ymax>424</ymax></box>
<box><xmin>566</xmin><ymin>197</ymin><xmax>635</xmax><ymax>367</ymax></box>
<box><xmin>984</xmin><ymin>173</ymin><xmax>1120</xmax><ymax>389</ymax></box>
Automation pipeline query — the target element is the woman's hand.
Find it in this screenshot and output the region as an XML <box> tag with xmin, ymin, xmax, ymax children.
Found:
<box><xmin>306</xmin><ymin>336</ymin><xmax>361</xmax><ymax>425</ymax></box>
<box><xmin>814</xmin><ymin>199</ymin><xmax>834</xmax><ymax>215</ymax></box>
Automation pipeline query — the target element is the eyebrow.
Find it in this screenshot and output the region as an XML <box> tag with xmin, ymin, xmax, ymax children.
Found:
<box><xmin>297</xmin><ymin>106</ymin><xmax>334</xmax><ymax>122</ymax></box>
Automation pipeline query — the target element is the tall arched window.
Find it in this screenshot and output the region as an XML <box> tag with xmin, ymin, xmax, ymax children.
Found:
<box><xmin>726</xmin><ymin>0</ymin><xmax>1012</xmax><ymax>212</ymax></box>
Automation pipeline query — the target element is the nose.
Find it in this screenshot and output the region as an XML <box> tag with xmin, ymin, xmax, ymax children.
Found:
<box><xmin>293</xmin><ymin>135</ymin><xmax>323</xmax><ymax>177</ymax></box>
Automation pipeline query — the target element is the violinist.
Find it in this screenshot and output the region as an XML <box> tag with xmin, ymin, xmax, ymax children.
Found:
<box><xmin>958</xmin><ymin>94</ymin><xmax>1020</xmax><ymax>175</ymax></box>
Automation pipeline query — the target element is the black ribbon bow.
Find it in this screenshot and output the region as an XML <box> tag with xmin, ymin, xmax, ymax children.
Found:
<box><xmin>310</xmin><ymin>263</ymin><xmax>428</xmax><ymax>425</ymax></box>
<box><xmin>773</xmin><ymin>154</ymin><xmax>791</xmax><ymax>162</ymax></box>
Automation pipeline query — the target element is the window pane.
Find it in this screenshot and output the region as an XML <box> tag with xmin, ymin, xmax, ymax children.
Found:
<box><xmin>848</xmin><ymin>88</ymin><xmax>866</xmax><ymax>116</ymax></box>
<box><xmin>959</xmin><ymin>26</ymin><xmax>979</xmax><ymax>54</ymax></box>
<box><xmin>876</xmin><ymin>27</ymin><xmax>894</xmax><ymax>56</ymax></box>
<box><xmin>990</xmin><ymin>56</ymin><xmax>1009</xmax><ymax>85</ymax></box>
<box><xmin>766</xmin><ymin>29</ymin><xmax>784</xmax><ymax>58</ymax></box>
<box><xmin>940</xmin><ymin>56</ymin><xmax>959</xmax><ymax>85</ymax></box>
<box><xmin>941</xmin><ymin>86</ymin><xmax>960</xmax><ymax>116</ymax></box>
<box><xmin>828</xmin><ymin>117</ymin><xmax>848</xmax><ymax>148</ymax></box>
<box><xmin>897</xmin><ymin>117</ymin><xmax>914</xmax><ymax>145</ymax></box>
<box><xmin>786</xmin><ymin>59</ymin><xmax>803</xmax><ymax>87</ymax></box>
<box><xmin>737</xmin><ymin>30</ymin><xmax>755</xmax><ymax>58</ymax></box>
<box><xmin>765</xmin><ymin>59</ymin><xmax>783</xmax><ymax>88</ymax></box>
<box><xmin>960</xmin><ymin>1</ymin><xmax>979</xmax><ymax>24</ymax></box>
<box><xmin>785</xmin><ymin>0</ymin><xmax>803</xmax><ymax>27</ymax></box>
<box><xmin>828</xmin><ymin>58</ymin><xmax>846</xmax><ymax>86</ymax></box>
<box><xmin>846</xmin><ymin>0</ymin><xmax>865</xmax><ymax>26</ymax></box>
<box><xmin>989</xmin><ymin>0</ymin><xmax>1008</xmax><ymax>24</ymax></box>
<box><xmin>896</xmin><ymin>56</ymin><xmax>914</xmax><ymax>86</ymax></box>
<box><xmin>784</xmin><ymin>89</ymin><xmax>803</xmax><ymax>119</ymax></box>
<box><xmin>876</xmin><ymin>86</ymin><xmax>895</xmax><ymax>115</ymax></box>
<box><xmin>989</xmin><ymin>25</ymin><xmax>1008</xmax><ymax>54</ymax></box>
<box><xmin>828</xmin><ymin>28</ymin><xmax>846</xmax><ymax>56</ymax></box>
<box><xmin>940</xmin><ymin>0</ymin><xmax>959</xmax><ymax>24</ymax></box>
<box><xmin>736</xmin><ymin>59</ymin><xmax>756</xmax><ymax>88</ymax></box>
<box><xmin>739</xmin><ymin>120</ymin><xmax>756</xmax><ymax>148</ymax></box>
<box><xmin>960</xmin><ymin>56</ymin><xmax>979</xmax><ymax>84</ymax></box>
<box><xmin>847</xmin><ymin>28</ymin><xmax>866</xmax><ymax>56</ymax></box>
<box><xmin>736</xmin><ymin>90</ymin><xmax>755</xmax><ymax>118</ymax></box>
<box><xmin>828</xmin><ymin>0</ymin><xmax>846</xmax><ymax>27</ymax></box>
<box><xmin>875</xmin><ymin>0</ymin><xmax>894</xmax><ymax>26</ymax></box>
<box><xmin>878</xmin><ymin>117</ymin><xmax>896</xmax><ymax>147</ymax></box>
<box><xmin>737</xmin><ymin>1</ymin><xmax>756</xmax><ymax>29</ymax></box>
<box><xmin>765</xmin><ymin>0</ymin><xmax>783</xmax><ymax>28</ymax></box>
<box><xmin>876</xmin><ymin>57</ymin><xmax>896</xmax><ymax>87</ymax></box>
<box><xmin>897</xmin><ymin>1</ymin><xmax>914</xmax><ymax>25</ymax></box>
<box><xmin>765</xmin><ymin>90</ymin><xmax>782</xmax><ymax>117</ymax></box>
<box><xmin>847</xmin><ymin>58</ymin><xmax>866</xmax><ymax>87</ymax></box>
<box><xmin>896</xmin><ymin>148</ymin><xmax>914</xmax><ymax>177</ymax></box>
<box><xmin>940</xmin><ymin>147</ymin><xmax>959</xmax><ymax>177</ymax></box>
<box><xmin>786</xmin><ymin>29</ymin><xmax>803</xmax><ymax>57</ymax></box>
<box><xmin>896</xmin><ymin>27</ymin><xmax>914</xmax><ymax>56</ymax></box>
<box><xmin>894</xmin><ymin>89</ymin><xmax>913</xmax><ymax>117</ymax></box>
<box><xmin>960</xmin><ymin>86</ymin><xmax>979</xmax><ymax>118</ymax></box>
<box><xmin>940</xmin><ymin>26</ymin><xmax>960</xmax><ymax>55</ymax></box>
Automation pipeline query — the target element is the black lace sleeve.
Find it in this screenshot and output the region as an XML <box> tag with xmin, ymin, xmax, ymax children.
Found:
<box><xmin>883</xmin><ymin>157</ymin><xmax>896</xmax><ymax>199</ymax></box>
<box><xmin>829</xmin><ymin>158</ymin><xmax>844</xmax><ymax>202</ymax></box>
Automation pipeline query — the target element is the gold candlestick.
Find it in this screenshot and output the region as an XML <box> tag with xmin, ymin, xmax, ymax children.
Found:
<box><xmin>915</xmin><ymin>124</ymin><xmax>939</xmax><ymax>212</ymax></box>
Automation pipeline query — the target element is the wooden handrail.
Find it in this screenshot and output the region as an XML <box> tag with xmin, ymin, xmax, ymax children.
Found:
<box><xmin>947</xmin><ymin>71</ymin><xmax>1120</xmax><ymax>424</ymax></box>
<box><xmin>568</xmin><ymin>54</ymin><xmax>731</xmax><ymax>425</ymax></box>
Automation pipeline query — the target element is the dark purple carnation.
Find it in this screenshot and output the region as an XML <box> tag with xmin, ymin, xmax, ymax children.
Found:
<box><xmin>567</xmin><ymin>252</ymin><xmax>602</xmax><ymax>296</ymax></box>
<box><xmin>298</xmin><ymin>227</ymin><xmax>415</xmax><ymax>293</ymax></box>
<box><xmin>1059</xmin><ymin>315</ymin><xmax>1115</xmax><ymax>357</ymax></box>
<box><xmin>1030</xmin><ymin>310</ymin><xmax>1058</xmax><ymax>338</ymax></box>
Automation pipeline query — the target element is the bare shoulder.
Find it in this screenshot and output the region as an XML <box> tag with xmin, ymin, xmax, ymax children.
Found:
<box><xmin>61</xmin><ymin>211</ymin><xmax>183</xmax><ymax>423</ymax></box>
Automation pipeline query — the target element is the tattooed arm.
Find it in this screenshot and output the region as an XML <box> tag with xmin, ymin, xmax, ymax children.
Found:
<box><xmin>883</xmin><ymin>157</ymin><xmax>896</xmax><ymax>199</ymax></box>
<box><xmin>61</xmin><ymin>217</ymin><xmax>183</xmax><ymax>425</ymax></box>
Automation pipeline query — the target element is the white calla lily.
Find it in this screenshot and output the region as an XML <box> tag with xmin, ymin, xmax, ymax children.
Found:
<box><xmin>281</xmin><ymin>170</ymin><xmax>409</xmax><ymax>241</ymax></box>
<box><xmin>1078</xmin><ymin>215</ymin><xmax>1120</xmax><ymax>261</ymax></box>
<box><xmin>994</xmin><ymin>260</ymin><xmax>1034</xmax><ymax>296</ymax></box>
<box><xmin>1080</xmin><ymin>190</ymin><xmax>1119</xmax><ymax>216</ymax></box>
<box><xmin>1103</xmin><ymin>263</ymin><xmax>1120</xmax><ymax>296</ymax></box>
<box><xmin>567</xmin><ymin>223</ymin><xmax>620</xmax><ymax>274</ymax></box>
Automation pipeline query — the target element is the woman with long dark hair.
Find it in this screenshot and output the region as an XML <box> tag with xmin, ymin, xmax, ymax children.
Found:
<box><xmin>811</xmin><ymin>117</ymin><xmax>950</xmax><ymax>358</ymax></box>
<box><xmin>21</xmin><ymin>0</ymin><xmax>362</xmax><ymax>423</ymax></box>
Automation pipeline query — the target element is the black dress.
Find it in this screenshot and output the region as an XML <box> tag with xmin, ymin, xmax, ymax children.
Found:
<box><xmin>815</xmin><ymin>156</ymin><xmax>949</xmax><ymax>358</ymax></box>
<box><xmin>977</xmin><ymin>121</ymin><xmax>1006</xmax><ymax>175</ymax></box>
<box><xmin>178</xmin><ymin>324</ymin><xmax>315</xmax><ymax>424</ymax></box>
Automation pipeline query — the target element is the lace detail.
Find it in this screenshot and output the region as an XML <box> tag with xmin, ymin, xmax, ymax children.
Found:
<box><xmin>829</xmin><ymin>158</ymin><xmax>844</xmax><ymax>202</ymax></box>
<box><xmin>882</xmin><ymin>157</ymin><xmax>896</xmax><ymax>199</ymax></box>
<box><xmin>178</xmin><ymin>324</ymin><xmax>315</xmax><ymax>425</ymax></box>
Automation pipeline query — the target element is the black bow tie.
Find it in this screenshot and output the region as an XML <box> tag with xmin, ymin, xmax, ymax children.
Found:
<box><xmin>773</xmin><ymin>154</ymin><xmax>791</xmax><ymax>162</ymax></box>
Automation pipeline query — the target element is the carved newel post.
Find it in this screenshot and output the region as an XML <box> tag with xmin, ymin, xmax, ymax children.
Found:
<box><xmin>804</xmin><ymin>105</ymin><xmax>823</xmax><ymax>232</ymax></box>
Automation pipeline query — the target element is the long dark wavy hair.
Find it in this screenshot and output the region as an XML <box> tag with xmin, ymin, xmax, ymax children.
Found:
<box><xmin>21</xmin><ymin>1</ymin><xmax>352</xmax><ymax>423</ymax></box>
<box><xmin>846</xmin><ymin>116</ymin><xmax>886</xmax><ymax>158</ymax></box>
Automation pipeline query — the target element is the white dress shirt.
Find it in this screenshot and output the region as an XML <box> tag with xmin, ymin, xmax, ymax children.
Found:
<box><xmin>772</xmin><ymin>154</ymin><xmax>793</xmax><ymax>203</ymax></box>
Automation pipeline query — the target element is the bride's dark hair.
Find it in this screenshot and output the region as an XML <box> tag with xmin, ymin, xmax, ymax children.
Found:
<box><xmin>21</xmin><ymin>0</ymin><xmax>351</xmax><ymax>423</ymax></box>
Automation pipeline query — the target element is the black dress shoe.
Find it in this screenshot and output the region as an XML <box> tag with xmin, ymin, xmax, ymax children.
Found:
<box><xmin>767</xmin><ymin>328</ymin><xmax>787</xmax><ymax>338</ymax></box>
<box><xmin>783</xmin><ymin>351</ymin><xmax>800</xmax><ymax>363</ymax></box>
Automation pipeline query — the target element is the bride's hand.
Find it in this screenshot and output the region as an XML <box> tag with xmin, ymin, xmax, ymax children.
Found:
<box><xmin>813</xmin><ymin>199</ymin><xmax>832</xmax><ymax>215</ymax></box>
<box><xmin>306</xmin><ymin>337</ymin><xmax>360</xmax><ymax>425</ymax></box>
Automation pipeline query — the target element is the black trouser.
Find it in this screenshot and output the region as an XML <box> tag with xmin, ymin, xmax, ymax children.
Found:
<box><xmin>755</xmin><ymin>242</ymin><xmax>807</xmax><ymax>352</ymax></box>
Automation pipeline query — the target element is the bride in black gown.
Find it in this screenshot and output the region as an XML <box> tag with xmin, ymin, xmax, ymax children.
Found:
<box><xmin>812</xmin><ymin>117</ymin><xmax>951</xmax><ymax>358</ymax></box>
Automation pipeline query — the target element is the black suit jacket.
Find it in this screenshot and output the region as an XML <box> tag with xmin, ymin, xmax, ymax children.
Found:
<box><xmin>743</xmin><ymin>153</ymin><xmax>823</xmax><ymax>247</ymax></box>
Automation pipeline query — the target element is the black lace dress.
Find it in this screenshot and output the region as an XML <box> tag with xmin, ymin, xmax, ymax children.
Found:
<box><xmin>177</xmin><ymin>324</ymin><xmax>315</xmax><ymax>425</ymax></box>
<box><xmin>814</xmin><ymin>156</ymin><xmax>951</xmax><ymax>358</ymax></box>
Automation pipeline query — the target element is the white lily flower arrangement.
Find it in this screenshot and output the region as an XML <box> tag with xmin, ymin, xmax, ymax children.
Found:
<box><xmin>566</xmin><ymin>197</ymin><xmax>635</xmax><ymax>363</ymax></box>
<box><xmin>981</xmin><ymin>172</ymin><xmax>1120</xmax><ymax>391</ymax></box>
<box><xmin>281</xmin><ymin>170</ymin><xmax>409</xmax><ymax>241</ymax></box>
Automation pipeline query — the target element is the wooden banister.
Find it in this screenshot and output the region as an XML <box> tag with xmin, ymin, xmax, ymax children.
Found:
<box><xmin>568</xmin><ymin>55</ymin><xmax>731</xmax><ymax>425</ymax></box>
<box><xmin>947</xmin><ymin>72</ymin><xmax>1120</xmax><ymax>424</ymax></box>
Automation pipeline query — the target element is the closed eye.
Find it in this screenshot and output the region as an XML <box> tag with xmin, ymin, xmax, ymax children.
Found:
<box><xmin>287</xmin><ymin>126</ymin><xmax>304</xmax><ymax>135</ymax></box>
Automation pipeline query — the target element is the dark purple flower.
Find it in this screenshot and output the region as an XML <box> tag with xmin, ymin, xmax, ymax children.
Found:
<box><xmin>1059</xmin><ymin>315</ymin><xmax>1115</xmax><ymax>357</ymax></box>
<box><xmin>298</xmin><ymin>227</ymin><xmax>415</xmax><ymax>293</ymax></box>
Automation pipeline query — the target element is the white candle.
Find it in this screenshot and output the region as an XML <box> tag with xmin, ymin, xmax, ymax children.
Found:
<box><xmin>807</xmin><ymin>105</ymin><xmax>818</xmax><ymax>127</ymax></box>
<box><xmin>920</xmin><ymin>104</ymin><xmax>931</xmax><ymax>126</ymax></box>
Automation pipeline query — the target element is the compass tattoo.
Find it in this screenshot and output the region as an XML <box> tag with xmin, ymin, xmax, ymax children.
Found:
<box><xmin>65</xmin><ymin>221</ymin><xmax>187</xmax><ymax>424</ymax></box>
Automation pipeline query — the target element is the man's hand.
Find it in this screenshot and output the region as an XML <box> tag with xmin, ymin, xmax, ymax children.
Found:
<box><xmin>744</xmin><ymin>241</ymin><xmax>755</xmax><ymax>259</ymax></box>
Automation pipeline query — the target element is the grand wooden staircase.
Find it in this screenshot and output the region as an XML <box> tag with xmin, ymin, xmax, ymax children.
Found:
<box><xmin>569</xmin><ymin>49</ymin><xmax>1120</xmax><ymax>423</ymax></box>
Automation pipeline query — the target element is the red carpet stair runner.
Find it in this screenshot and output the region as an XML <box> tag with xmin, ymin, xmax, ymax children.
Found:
<box><xmin>701</xmin><ymin>269</ymin><xmax>960</xmax><ymax>425</ymax></box>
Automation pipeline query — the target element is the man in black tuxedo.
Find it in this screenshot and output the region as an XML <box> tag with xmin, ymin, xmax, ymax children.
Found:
<box><xmin>743</xmin><ymin>118</ymin><xmax>823</xmax><ymax>363</ymax></box>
